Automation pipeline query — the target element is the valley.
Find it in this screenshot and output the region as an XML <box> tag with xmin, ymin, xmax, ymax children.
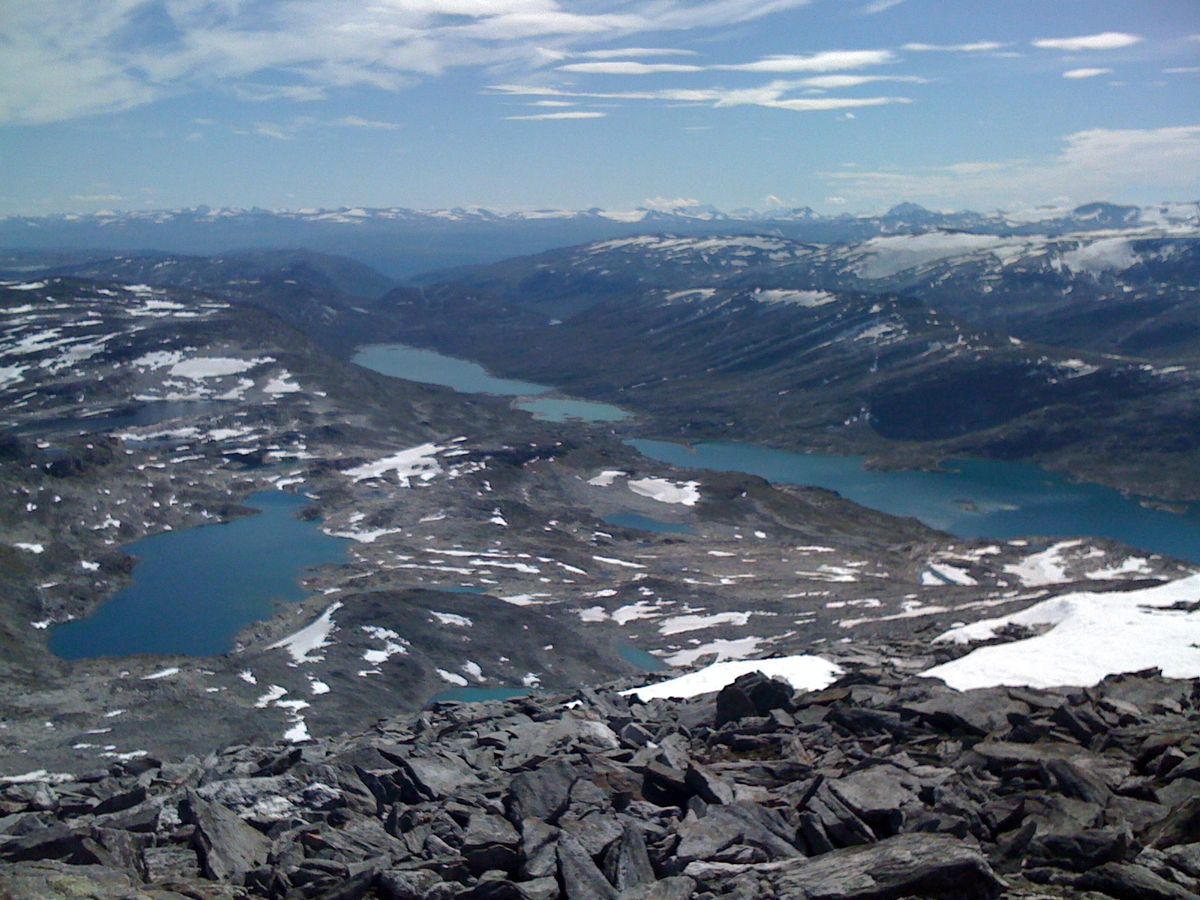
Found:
<box><xmin>1</xmin><ymin>216</ymin><xmax>1198</xmax><ymax>898</ymax></box>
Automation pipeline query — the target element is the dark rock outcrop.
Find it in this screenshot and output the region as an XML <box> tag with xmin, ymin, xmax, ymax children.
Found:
<box><xmin>0</xmin><ymin>665</ymin><xmax>1197</xmax><ymax>898</ymax></box>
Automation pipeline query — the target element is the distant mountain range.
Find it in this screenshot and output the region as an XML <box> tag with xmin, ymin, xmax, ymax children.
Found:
<box><xmin>2</xmin><ymin>201</ymin><xmax>1196</xmax><ymax>279</ymax></box>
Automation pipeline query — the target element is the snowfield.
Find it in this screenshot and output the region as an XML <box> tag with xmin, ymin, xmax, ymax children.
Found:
<box><xmin>921</xmin><ymin>573</ymin><xmax>1200</xmax><ymax>690</ymax></box>
<box><xmin>623</xmin><ymin>655</ymin><xmax>843</xmax><ymax>701</ymax></box>
<box><xmin>344</xmin><ymin>443</ymin><xmax>445</xmax><ymax>485</ymax></box>
<box><xmin>627</xmin><ymin>477</ymin><xmax>701</xmax><ymax>506</ymax></box>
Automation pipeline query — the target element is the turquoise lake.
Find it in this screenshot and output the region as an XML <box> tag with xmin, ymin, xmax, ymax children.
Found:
<box><xmin>353</xmin><ymin>343</ymin><xmax>547</xmax><ymax>396</ymax></box>
<box><xmin>352</xmin><ymin>343</ymin><xmax>629</xmax><ymax>424</ymax></box>
<box><xmin>50</xmin><ymin>492</ymin><xmax>348</xmax><ymax>659</ymax></box>
<box><xmin>631</xmin><ymin>439</ymin><xmax>1200</xmax><ymax>565</ymax></box>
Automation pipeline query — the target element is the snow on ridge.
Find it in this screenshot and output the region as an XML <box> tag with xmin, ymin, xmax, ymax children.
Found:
<box><xmin>344</xmin><ymin>443</ymin><xmax>445</xmax><ymax>485</ymax></box>
<box><xmin>623</xmin><ymin>655</ymin><xmax>843</xmax><ymax>701</ymax></box>
<box><xmin>1003</xmin><ymin>540</ymin><xmax>1083</xmax><ymax>586</ymax></box>
<box><xmin>268</xmin><ymin>602</ymin><xmax>343</xmax><ymax>664</ymax></box>
<box><xmin>169</xmin><ymin>356</ymin><xmax>274</xmax><ymax>379</ymax></box>
<box><xmin>754</xmin><ymin>289</ymin><xmax>836</xmax><ymax>308</ymax></box>
<box><xmin>628</xmin><ymin>477</ymin><xmax>700</xmax><ymax>506</ymax></box>
<box><xmin>922</xmin><ymin>573</ymin><xmax>1200</xmax><ymax>690</ymax></box>
<box><xmin>588</xmin><ymin>469</ymin><xmax>627</xmax><ymax>486</ymax></box>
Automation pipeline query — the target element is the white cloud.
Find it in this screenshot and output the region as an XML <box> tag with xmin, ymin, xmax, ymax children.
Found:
<box><xmin>1062</xmin><ymin>68</ymin><xmax>1112</xmax><ymax>79</ymax></box>
<box><xmin>558</xmin><ymin>49</ymin><xmax>895</xmax><ymax>76</ymax></box>
<box><xmin>822</xmin><ymin>124</ymin><xmax>1200</xmax><ymax>208</ymax></box>
<box><xmin>530</xmin><ymin>99</ymin><xmax>575</xmax><ymax>106</ymax></box>
<box><xmin>903</xmin><ymin>41</ymin><xmax>1004</xmax><ymax>53</ymax></box>
<box><xmin>247</xmin><ymin>121</ymin><xmax>300</xmax><ymax>140</ymax></box>
<box><xmin>1164</xmin><ymin>67</ymin><xmax>1200</xmax><ymax>74</ymax></box>
<box><xmin>0</xmin><ymin>0</ymin><xmax>814</xmax><ymax>125</ymax></box>
<box><xmin>576</xmin><ymin>47</ymin><xmax>697</xmax><ymax>59</ymax></box>
<box><xmin>233</xmin><ymin>83</ymin><xmax>328</xmax><ymax>103</ymax></box>
<box><xmin>558</xmin><ymin>61</ymin><xmax>703</xmax><ymax>74</ymax></box>
<box><xmin>861</xmin><ymin>0</ymin><xmax>905</xmax><ymax>14</ymax></box>
<box><xmin>490</xmin><ymin>80</ymin><xmax>912</xmax><ymax>114</ymax></box>
<box><xmin>765</xmin><ymin>96</ymin><xmax>909</xmax><ymax>111</ymax></box>
<box><xmin>717</xmin><ymin>50</ymin><xmax>895</xmax><ymax>72</ymax></box>
<box><xmin>795</xmin><ymin>74</ymin><xmax>926</xmax><ymax>89</ymax></box>
<box><xmin>335</xmin><ymin>115</ymin><xmax>401</xmax><ymax>129</ymax></box>
<box><xmin>506</xmin><ymin>110</ymin><xmax>606</xmax><ymax>120</ymax></box>
<box><xmin>1033</xmin><ymin>32</ymin><xmax>1143</xmax><ymax>51</ymax></box>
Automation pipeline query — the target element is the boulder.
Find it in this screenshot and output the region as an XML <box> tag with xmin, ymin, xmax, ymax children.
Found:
<box><xmin>182</xmin><ymin>789</ymin><xmax>270</xmax><ymax>882</ymax></box>
<box><xmin>683</xmin><ymin>832</ymin><xmax>1004</xmax><ymax>899</ymax></box>
<box><xmin>715</xmin><ymin>672</ymin><xmax>793</xmax><ymax>727</ymax></box>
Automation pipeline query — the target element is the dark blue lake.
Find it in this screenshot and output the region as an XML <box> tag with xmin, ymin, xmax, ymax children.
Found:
<box><xmin>15</xmin><ymin>401</ymin><xmax>226</xmax><ymax>436</ymax></box>
<box><xmin>50</xmin><ymin>492</ymin><xmax>349</xmax><ymax>659</ymax></box>
<box><xmin>631</xmin><ymin>439</ymin><xmax>1200</xmax><ymax>564</ymax></box>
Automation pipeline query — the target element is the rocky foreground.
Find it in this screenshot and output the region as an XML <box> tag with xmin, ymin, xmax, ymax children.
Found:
<box><xmin>2</xmin><ymin>657</ymin><xmax>1199</xmax><ymax>899</ymax></box>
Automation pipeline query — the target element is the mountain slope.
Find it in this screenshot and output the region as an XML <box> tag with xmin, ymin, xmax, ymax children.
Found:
<box><xmin>383</xmin><ymin>234</ymin><xmax>1200</xmax><ymax>501</ymax></box>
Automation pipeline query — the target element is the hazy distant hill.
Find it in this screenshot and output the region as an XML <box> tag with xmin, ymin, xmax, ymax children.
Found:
<box><xmin>2</xmin><ymin>201</ymin><xmax>1196</xmax><ymax>279</ymax></box>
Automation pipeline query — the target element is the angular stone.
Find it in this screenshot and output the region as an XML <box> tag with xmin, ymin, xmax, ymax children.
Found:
<box><xmin>1027</xmin><ymin>825</ymin><xmax>1133</xmax><ymax>872</ymax></box>
<box><xmin>828</xmin><ymin>766</ymin><xmax>917</xmax><ymax>837</ymax></box>
<box><xmin>684</xmin><ymin>764</ymin><xmax>734</xmax><ymax>806</ymax></box>
<box><xmin>682</xmin><ymin>833</ymin><xmax>1003</xmax><ymax>899</ymax></box>
<box><xmin>557</xmin><ymin>832</ymin><xmax>618</xmax><ymax>899</ymax></box>
<box><xmin>0</xmin><ymin>860</ymin><xmax>142</xmax><ymax>899</ymax></box>
<box><xmin>182</xmin><ymin>789</ymin><xmax>270</xmax><ymax>882</ymax></box>
<box><xmin>675</xmin><ymin>802</ymin><xmax>800</xmax><ymax>865</ymax></box>
<box><xmin>602</xmin><ymin>823</ymin><xmax>656</xmax><ymax>892</ymax></box>
<box><xmin>1075</xmin><ymin>862</ymin><xmax>1198</xmax><ymax>900</ymax></box>
<box><xmin>399</xmin><ymin>753</ymin><xmax>481</xmax><ymax>801</ymax></box>
<box><xmin>520</xmin><ymin>819</ymin><xmax>560</xmax><ymax>880</ymax></box>
<box><xmin>508</xmin><ymin>760</ymin><xmax>579</xmax><ymax>826</ymax></box>
<box><xmin>716</xmin><ymin>672</ymin><xmax>793</xmax><ymax>728</ymax></box>
<box><xmin>1144</xmin><ymin>796</ymin><xmax>1200</xmax><ymax>849</ymax></box>
<box><xmin>463</xmin><ymin>814</ymin><xmax>521</xmax><ymax>876</ymax></box>
<box><xmin>619</xmin><ymin>874</ymin><xmax>697</xmax><ymax>899</ymax></box>
<box><xmin>0</xmin><ymin>824</ymin><xmax>81</xmax><ymax>863</ymax></box>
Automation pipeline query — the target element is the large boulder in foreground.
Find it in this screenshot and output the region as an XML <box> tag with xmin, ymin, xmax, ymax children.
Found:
<box><xmin>683</xmin><ymin>833</ymin><xmax>1005</xmax><ymax>899</ymax></box>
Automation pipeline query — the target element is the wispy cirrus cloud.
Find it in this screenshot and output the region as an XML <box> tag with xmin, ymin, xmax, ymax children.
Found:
<box><xmin>903</xmin><ymin>41</ymin><xmax>1005</xmax><ymax>53</ymax></box>
<box><xmin>1033</xmin><ymin>32</ymin><xmax>1143</xmax><ymax>51</ymax></box>
<box><xmin>575</xmin><ymin>47</ymin><xmax>698</xmax><ymax>59</ymax></box>
<box><xmin>490</xmin><ymin>80</ymin><xmax>912</xmax><ymax>113</ymax></box>
<box><xmin>861</xmin><ymin>0</ymin><xmax>905</xmax><ymax>15</ymax></box>
<box><xmin>559</xmin><ymin>61</ymin><xmax>704</xmax><ymax>74</ymax></box>
<box><xmin>0</xmin><ymin>0</ymin><xmax>815</xmax><ymax>125</ymax></box>
<box><xmin>335</xmin><ymin>115</ymin><xmax>402</xmax><ymax>130</ymax></box>
<box><xmin>557</xmin><ymin>48</ymin><xmax>896</xmax><ymax>77</ymax></box>
<box><xmin>506</xmin><ymin>110</ymin><xmax>606</xmax><ymax>121</ymax></box>
<box><xmin>1062</xmin><ymin>68</ymin><xmax>1113</xmax><ymax>80</ymax></box>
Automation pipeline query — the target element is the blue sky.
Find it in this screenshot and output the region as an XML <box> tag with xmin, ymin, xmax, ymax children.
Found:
<box><xmin>2</xmin><ymin>0</ymin><xmax>1198</xmax><ymax>215</ymax></box>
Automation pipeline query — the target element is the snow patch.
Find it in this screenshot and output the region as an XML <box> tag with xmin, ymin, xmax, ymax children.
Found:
<box><xmin>623</xmin><ymin>655</ymin><xmax>842</xmax><ymax>701</ymax></box>
<box><xmin>923</xmin><ymin>573</ymin><xmax>1200</xmax><ymax>690</ymax></box>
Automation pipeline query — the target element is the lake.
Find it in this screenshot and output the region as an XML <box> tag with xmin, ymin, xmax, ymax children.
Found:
<box><xmin>50</xmin><ymin>492</ymin><xmax>348</xmax><ymax>659</ymax></box>
<box><xmin>353</xmin><ymin>343</ymin><xmax>629</xmax><ymax>424</ymax></box>
<box><xmin>631</xmin><ymin>439</ymin><xmax>1200</xmax><ymax>565</ymax></box>
<box><xmin>15</xmin><ymin>401</ymin><xmax>227</xmax><ymax>436</ymax></box>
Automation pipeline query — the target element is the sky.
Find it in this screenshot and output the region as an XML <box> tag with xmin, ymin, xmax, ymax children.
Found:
<box><xmin>2</xmin><ymin>0</ymin><xmax>1199</xmax><ymax>216</ymax></box>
